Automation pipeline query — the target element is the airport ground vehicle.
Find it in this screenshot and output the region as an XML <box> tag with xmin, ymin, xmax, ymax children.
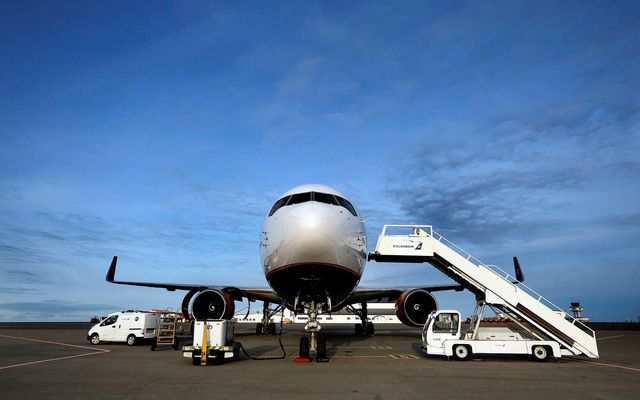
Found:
<box><xmin>421</xmin><ymin>304</ymin><xmax>561</xmax><ymax>361</ymax></box>
<box><xmin>370</xmin><ymin>225</ymin><xmax>598</xmax><ymax>359</ymax></box>
<box><xmin>88</xmin><ymin>311</ymin><xmax>159</xmax><ymax>346</ymax></box>
<box><xmin>182</xmin><ymin>320</ymin><xmax>240</xmax><ymax>365</ymax></box>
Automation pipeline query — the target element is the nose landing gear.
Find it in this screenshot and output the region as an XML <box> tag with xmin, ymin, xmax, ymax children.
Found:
<box><xmin>297</xmin><ymin>300</ymin><xmax>329</xmax><ymax>362</ymax></box>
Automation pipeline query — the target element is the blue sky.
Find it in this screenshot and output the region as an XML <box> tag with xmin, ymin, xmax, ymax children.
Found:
<box><xmin>1</xmin><ymin>1</ymin><xmax>638</xmax><ymax>322</ymax></box>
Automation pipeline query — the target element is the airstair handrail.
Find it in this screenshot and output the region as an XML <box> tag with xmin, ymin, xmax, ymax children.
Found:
<box><xmin>427</xmin><ymin>229</ymin><xmax>596</xmax><ymax>339</ymax></box>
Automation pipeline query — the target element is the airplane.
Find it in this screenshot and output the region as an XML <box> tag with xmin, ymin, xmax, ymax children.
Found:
<box><xmin>105</xmin><ymin>183</ymin><xmax>464</xmax><ymax>360</ymax></box>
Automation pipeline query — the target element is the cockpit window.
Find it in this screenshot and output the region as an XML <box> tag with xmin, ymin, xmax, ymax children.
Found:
<box><xmin>313</xmin><ymin>192</ymin><xmax>339</xmax><ymax>206</ymax></box>
<box><xmin>267</xmin><ymin>191</ymin><xmax>358</xmax><ymax>217</ymax></box>
<box><xmin>336</xmin><ymin>196</ymin><xmax>357</xmax><ymax>216</ymax></box>
<box><xmin>287</xmin><ymin>192</ymin><xmax>312</xmax><ymax>205</ymax></box>
<box><xmin>268</xmin><ymin>196</ymin><xmax>290</xmax><ymax>216</ymax></box>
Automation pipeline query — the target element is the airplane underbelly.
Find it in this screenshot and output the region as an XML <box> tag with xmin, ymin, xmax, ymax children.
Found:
<box><xmin>263</xmin><ymin>234</ymin><xmax>365</xmax><ymax>307</ymax></box>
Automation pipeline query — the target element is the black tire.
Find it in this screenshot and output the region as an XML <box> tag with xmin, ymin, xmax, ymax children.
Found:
<box><xmin>532</xmin><ymin>345</ymin><xmax>550</xmax><ymax>362</ymax></box>
<box><xmin>192</xmin><ymin>355</ymin><xmax>200</xmax><ymax>366</ymax></box>
<box><xmin>126</xmin><ymin>334</ymin><xmax>137</xmax><ymax>346</ymax></box>
<box><xmin>452</xmin><ymin>344</ymin><xmax>471</xmax><ymax>361</ymax></box>
<box><xmin>316</xmin><ymin>335</ymin><xmax>328</xmax><ymax>362</ymax></box>
<box><xmin>233</xmin><ymin>347</ymin><xmax>240</xmax><ymax>361</ymax></box>
<box><xmin>366</xmin><ymin>322</ymin><xmax>375</xmax><ymax>336</ymax></box>
<box><xmin>299</xmin><ymin>336</ymin><xmax>310</xmax><ymax>359</ymax></box>
<box><xmin>268</xmin><ymin>322</ymin><xmax>277</xmax><ymax>335</ymax></box>
<box><xmin>354</xmin><ymin>324</ymin><xmax>363</xmax><ymax>336</ymax></box>
<box><xmin>256</xmin><ymin>323</ymin><xmax>264</xmax><ymax>335</ymax></box>
<box><xmin>90</xmin><ymin>333</ymin><xmax>100</xmax><ymax>345</ymax></box>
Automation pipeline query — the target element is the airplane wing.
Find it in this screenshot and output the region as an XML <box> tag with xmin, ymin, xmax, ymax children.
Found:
<box><xmin>105</xmin><ymin>256</ymin><xmax>282</xmax><ymax>304</ymax></box>
<box><xmin>344</xmin><ymin>284</ymin><xmax>464</xmax><ymax>305</ymax></box>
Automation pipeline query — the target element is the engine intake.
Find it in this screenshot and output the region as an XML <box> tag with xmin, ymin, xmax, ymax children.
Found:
<box><xmin>395</xmin><ymin>289</ymin><xmax>437</xmax><ymax>327</ymax></box>
<box><xmin>191</xmin><ymin>289</ymin><xmax>234</xmax><ymax>321</ymax></box>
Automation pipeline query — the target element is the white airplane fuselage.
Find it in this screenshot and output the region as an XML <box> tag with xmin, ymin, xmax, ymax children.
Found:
<box><xmin>259</xmin><ymin>184</ymin><xmax>367</xmax><ymax>311</ymax></box>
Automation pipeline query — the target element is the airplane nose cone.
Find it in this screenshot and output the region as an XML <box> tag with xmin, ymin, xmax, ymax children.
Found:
<box><xmin>283</xmin><ymin>203</ymin><xmax>339</xmax><ymax>259</ymax></box>
<box><xmin>292</xmin><ymin>207</ymin><xmax>322</xmax><ymax>231</ymax></box>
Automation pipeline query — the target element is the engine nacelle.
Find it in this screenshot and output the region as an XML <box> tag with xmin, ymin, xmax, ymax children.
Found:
<box><xmin>191</xmin><ymin>289</ymin><xmax>235</xmax><ymax>321</ymax></box>
<box><xmin>395</xmin><ymin>289</ymin><xmax>438</xmax><ymax>327</ymax></box>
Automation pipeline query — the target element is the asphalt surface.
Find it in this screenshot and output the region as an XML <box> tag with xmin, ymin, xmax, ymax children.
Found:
<box><xmin>0</xmin><ymin>323</ymin><xmax>638</xmax><ymax>399</ymax></box>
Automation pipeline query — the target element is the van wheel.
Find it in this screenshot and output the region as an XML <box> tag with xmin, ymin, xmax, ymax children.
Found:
<box><xmin>90</xmin><ymin>334</ymin><xmax>100</xmax><ymax>345</ymax></box>
<box><xmin>452</xmin><ymin>344</ymin><xmax>471</xmax><ymax>361</ymax></box>
<box><xmin>532</xmin><ymin>345</ymin><xmax>550</xmax><ymax>362</ymax></box>
<box><xmin>126</xmin><ymin>334</ymin><xmax>137</xmax><ymax>346</ymax></box>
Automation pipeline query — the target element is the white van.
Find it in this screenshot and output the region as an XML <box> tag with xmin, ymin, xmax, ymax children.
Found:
<box><xmin>88</xmin><ymin>311</ymin><xmax>160</xmax><ymax>346</ymax></box>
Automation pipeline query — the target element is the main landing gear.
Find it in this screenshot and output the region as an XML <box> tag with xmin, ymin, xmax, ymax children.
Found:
<box><xmin>348</xmin><ymin>303</ymin><xmax>375</xmax><ymax>336</ymax></box>
<box><xmin>255</xmin><ymin>302</ymin><xmax>280</xmax><ymax>336</ymax></box>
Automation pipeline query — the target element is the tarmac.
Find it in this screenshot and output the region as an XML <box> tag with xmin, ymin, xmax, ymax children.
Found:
<box><xmin>0</xmin><ymin>322</ymin><xmax>638</xmax><ymax>399</ymax></box>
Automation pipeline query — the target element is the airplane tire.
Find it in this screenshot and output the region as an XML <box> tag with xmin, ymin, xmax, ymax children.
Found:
<box><xmin>256</xmin><ymin>323</ymin><xmax>264</xmax><ymax>335</ymax></box>
<box><xmin>354</xmin><ymin>324</ymin><xmax>363</xmax><ymax>336</ymax></box>
<box><xmin>299</xmin><ymin>337</ymin><xmax>310</xmax><ymax>359</ymax></box>
<box><xmin>316</xmin><ymin>335</ymin><xmax>328</xmax><ymax>362</ymax></box>
<box><xmin>366</xmin><ymin>322</ymin><xmax>375</xmax><ymax>336</ymax></box>
<box><xmin>268</xmin><ymin>322</ymin><xmax>277</xmax><ymax>335</ymax></box>
<box><xmin>452</xmin><ymin>344</ymin><xmax>471</xmax><ymax>361</ymax></box>
<box><xmin>532</xmin><ymin>345</ymin><xmax>550</xmax><ymax>362</ymax></box>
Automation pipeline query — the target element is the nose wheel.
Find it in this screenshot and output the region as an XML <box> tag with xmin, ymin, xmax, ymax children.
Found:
<box><xmin>298</xmin><ymin>333</ymin><xmax>328</xmax><ymax>362</ymax></box>
<box><xmin>299</xmin><ymin>336</ymin><xmax>310</xmax><ymax>359</ymax></box>
<box><xmin>297</xmin><ymin>300</ymin><xmax>329</xmax><ymax>362</ymax></box>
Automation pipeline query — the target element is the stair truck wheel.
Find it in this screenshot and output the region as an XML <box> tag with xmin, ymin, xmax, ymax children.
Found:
<box><xmin>299</xmin><ymin>336</ymin><xmax>310</xmax><ymax>359</ymax></box>
<box><xmin>452</xmin><ymin>344</ymin><xmax>471</xmax><ymax>361</ymax></box>
<box><xmin>532</xmin><ymin>345</ymin><xmax>550</xmax><ymax>362</ymax></box>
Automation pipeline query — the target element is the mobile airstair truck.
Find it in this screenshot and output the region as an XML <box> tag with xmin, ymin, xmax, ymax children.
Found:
<box><xmin>421</xmin><ymin>302</ymin><xmax>562</xmax><ymax>361</ymax></box>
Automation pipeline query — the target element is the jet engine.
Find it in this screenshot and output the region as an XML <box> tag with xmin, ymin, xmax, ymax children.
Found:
<box><xmin>395</xmin><ymin>289</ymin><xmax>438</xmax><ymax>327</ymax></box>
<box><xmin>190</xmin><ymin>289</ymin><xmax>235</xmax><ymax>321</ymax></box>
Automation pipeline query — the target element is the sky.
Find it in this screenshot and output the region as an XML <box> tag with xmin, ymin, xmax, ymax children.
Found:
<box><xmin>1</xmin><ymin>1</ymin><xmax>639</xmax><ymax>322</ymax></box>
